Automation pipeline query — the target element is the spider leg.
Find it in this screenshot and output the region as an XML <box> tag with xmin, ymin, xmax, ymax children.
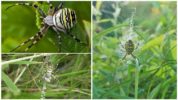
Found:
<box><xmin>120</xmin><ymin>43</ymin><xmax>125</xmax><ymax>51</ymax></box>
<box><xmin>131</xmin><ymin>53</ymin><xmax>136</xmax><ymax>59</ymax></box>
<box><xmin>24</xmin><ymin>25</ymin><xmax>50</xmax><ymax>51</ymax></box>
<box><xmin>120</xmin><ymin>48</ymin><xmax>125</xmax><ymax>52</ymax></box>
<box><xmin>11</xmin><ymin>25</ymin><xmax>49</xmax><ymax>52</ymax></box>
<box><xmin>10</xmin><ymin>37</ymin><xmax>34</xmax><ymax>52</ymax></box>
<box><xmin>122</xmin><ymin>53</ymin><xmax>127</xmax><ymax>60</ymax></box>
<box><xmin>135</xmin><ymin>42</ymin><xmax>139</xmax><ymax>50</ymax></box>
<box><xmin>52</xmin><ymin>2</ymin><xmax>63</xmax><ymax>13</ymax></box>
<box><xmin>121</xmin><ymin>44</ymin><xmax>124</xmax><ymax>48</ymax></box>
<box><xmin>67</xmin><ymin>32</ymin><xmax>87</xmax><ymax>45</ymax></box>
<box><xmin>6</xmin><ymin>2</ymin><xmax>46</xmax><ymax>17</ymax></box>
<box><xmin>47</xmin><ymin>2</ymin><xmax>64</xmax><ymax>15</ymax></box>
<box><xmin>52</xmin><ymin>27</ymin><xmax>62</xmax><ymax>52</ymax></box>
<box><xmin>47</xmin><ymin>2</ymin><xmax>55</xmax><ymax>15</ymax></box>
<box><xmin>58</xmin><ymin>2</ymin><xmax>63</xmax><ymax>9</ymax></box>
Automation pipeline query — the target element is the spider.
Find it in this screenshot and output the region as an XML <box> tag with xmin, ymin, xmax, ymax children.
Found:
<box><xmin>6</xmin><ymin>2</ymin><xmax>86</xmax><ymax>52</ymax></box>
<box><xmin>42</xmin><ymin>56</ymin><xmax>55</xmax><ymax>83</ymax></box>
<box><xmin>121</xmin><ymin>39</ymin><xmax>138</xmax><ymax>60</ymax></box>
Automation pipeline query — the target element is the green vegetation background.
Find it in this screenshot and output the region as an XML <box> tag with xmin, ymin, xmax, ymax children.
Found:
<box><xmin>93</xmin><ymin>1</ymin><xmax>176</xmax><ymax>99</ymax></box>
<box><xmin>2</xmin><ymin>1</ymin><xmax>91</xmax><ymax>53</ymax></box>
<box><xmin>2</xmin><ymin>54</ymin><xmax>91</xmax><ymax>99</ymax></box>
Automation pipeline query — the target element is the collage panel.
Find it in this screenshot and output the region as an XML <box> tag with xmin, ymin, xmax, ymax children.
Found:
<box><xmin>0</xmin><ymin>0</ymin><xmax>178</xmax><ymax>100</ymax></box>
<box><xmin>2</xmin><ymin>54</ymin><xmax>91</xmax><ymax>99</ymax></box>
<box><xmin>93</xmin><ymin>1</ymin><xmax>176</xmax><ymax>99</ymax></box>
<box><xmin>2</xmin><ymin>1</ymin><xmax>91</xmax><ymax>53</ymax></box>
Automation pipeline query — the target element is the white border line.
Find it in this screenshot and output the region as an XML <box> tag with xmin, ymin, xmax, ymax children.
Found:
<box><xmin>2</xmin><ymin>53</ymin><xmax>91</xmax><ymax>55</ymax></box>
<box><xmin>0</xmin><ymin>0</ymin><xmax>2</xmax><ymax>99</ymax></box>
<box><xmin>1</xmin><ymin>1</ymin><xmax>92</xmax><ymax>99</ymax></box>
<box><xmin>91</xmin><ymin>1</ymin><xmax>93</xmax><ymax>100</ymax></box>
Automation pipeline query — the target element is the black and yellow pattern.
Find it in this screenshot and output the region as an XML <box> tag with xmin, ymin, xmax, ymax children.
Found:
<box><xmin>122</xmin><ymin>39</ymin><xmax>136</xmax><ymax>60</ymax></box>
<box><xmin>53</xmin><ymin>8</ymin><xmax>77</xmax><ymax>33</ymax></box>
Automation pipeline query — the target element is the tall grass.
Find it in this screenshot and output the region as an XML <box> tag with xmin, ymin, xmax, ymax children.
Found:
<box><xmin>2</xmin><ymin>54</ymin><xmax>91</xmax><ymax>99</ymax></box>
<box><xmin>135</xmin><ymin>58</ymin><xmax>139</xmax><ymax>99</ymax></box>
<box><xmin>93</xmin><ymin>1</ymin><xmax>176</xmax><ymax>99</ymax></box>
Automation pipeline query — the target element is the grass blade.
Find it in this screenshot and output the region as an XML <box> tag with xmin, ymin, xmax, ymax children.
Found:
<box><xmin>2</xmin><ymin>71</ymin><xmax>20</xmax><ymax>95</ymax></box>
<box><xmin>95</xmin><ymin>23</ymin><xmax>127</xmax><ymax>39</ymax></box>
<box><xmin>148</xmin><ymin>84</ymin><xmax>161</xmax><ymax>99</ymax></box>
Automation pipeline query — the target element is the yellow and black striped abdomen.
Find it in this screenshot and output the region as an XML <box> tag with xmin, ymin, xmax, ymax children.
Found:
<box><xmin>125</xmin><ymin>40</ymin><xmax>134</xmax><ymax>54</ymax></box>
<box><xmin>53</xmin><ymin>8</ymin><xmax>77</xmax><ymax>33</ymax></box>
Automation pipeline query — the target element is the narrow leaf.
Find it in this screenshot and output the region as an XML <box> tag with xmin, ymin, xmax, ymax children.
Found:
<box><xmin>2</xmin><ymin>71</ymin><xmax>20</xmax><ymax>95</ymax></box>
<box><xmin>149</xmin><ymin>84</ymin><xmax>161</xmax><ymax>99</ymax></box>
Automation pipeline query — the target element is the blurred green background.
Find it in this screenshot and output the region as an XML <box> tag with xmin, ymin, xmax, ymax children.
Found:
<box><xmin>2</xmin><ymin>54</ymin><xmax>91</xmax><ymax>99</ymax></box>
<box><xmin>93</xmin><ymin>1</ymin><xmax>176</xmax><ymax>99</ymax></box>
<box><xmin>2</xmin><ymin>1</ymin><xmax>91</xmax><ymax>53</ymax></box>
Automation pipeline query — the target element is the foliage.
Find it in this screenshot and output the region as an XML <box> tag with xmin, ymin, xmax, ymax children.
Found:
<box><xmin>93</xmin><ymin>1</ymin><xmax>176</xmax><ymax>99</ymax></box>
<box><xmin>2</xmin><ymin>1</ymin><xmax>91</xmax><ymax>53</ymax></box>
<box><xmin>2</xmin><ymin>54</ymin><xmax>91</xmax><ymax>99</ymax></box>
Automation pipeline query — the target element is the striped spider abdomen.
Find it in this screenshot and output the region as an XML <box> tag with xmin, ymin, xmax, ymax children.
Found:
<box><xmin>122</xmin><ymin>39</ymin><xmax>136</xmax><ymax>60</ymax></box>
<box><xmin>53</xmin><ymin>8</ymin><xmax>77</xmax><ymax>33</ymax></box>
<box><xmin>125</xmin><ymin>40</ymin><xmax>134</xmax><ymax>55</ymax></box>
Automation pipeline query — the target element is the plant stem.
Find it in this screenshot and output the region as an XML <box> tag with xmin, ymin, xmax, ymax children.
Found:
<box><xmin>41</xmin><ymin>81</ymin><xmax>46</xmax><ymax>99</ymax></box>
<box><xmin>2</xmin><ymin>53</ymin><xmax>51</xmax><ymax>65</ymax></box>
<box><xmin>135</xmin><ymin>58</ymin><xmax>139</xmax><ymax>99</ymax></box>
<box><xmin>14</xmin><ymin>54</ymin><xmax>36</xmax><ymax>84</ymax></box>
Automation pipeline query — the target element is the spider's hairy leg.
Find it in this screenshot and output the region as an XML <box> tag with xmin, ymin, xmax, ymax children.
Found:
<box><xmin>121</xmin><ymin>44</ymin><xmax>124</xmax><ymax>48</ymax></box>
<box><xmin>6</xmin><ymin>2</ymin><xmax>46</xmax><ymax>17</ymax></box>
<box><xmin>135</xmin><ymin>42</ymin><xmax>139</xmax><ymax>50</ymax></box>
<box><xmin>54</xmin><ymin>2</ymin><xmax>63</xmax><ymax>12</ymax></box>
<box><xmin>120</xmin><ymin>43</ymin><xmax>125</xmax><ymax>50</ymax></box>
<box><xmin>120</xmin><ymin>47</ymin><xmax>125</xmax><ymax>52</ymax></box>
<box><xmin>24</xmin><ymin>25</ymin><xmax>50</xmax><ymax>51</ymax></box>
<box><xmin>11</xmin><ymin>25</ymin><xmax>49</xmax><ymax>52</ymax></box>
<box><xmin>10</xmin><ymin>37</ymin><xmax>34</xmax><ymax>52</ymax></box>
<box><xmin>67</xmin><ymin>33</ymin><xmax>87</xmax><ymax>45</ymax></box>
<box><xmin>52</xmin><ymin>27</ymin><xmax>62</xmax><ymax>52</ymax></box>
<box><xmin>122</xmin><ymin>53</ymin><xmax>127</xmax><ymax>60</ymax></box>
<box><xmin>48</xmin><ymin>2</ymin><xmax>64</xmax><ymax>15</ymax></box>
<box><xmin>131</xmin><ymin>53</ymin><xmax>136</xmax><ymax>59</ymax></box>
<box><xmin>47</xmin><ymin>2</ymin><xmax>55</xmax><ymax>15</ymax></box>
<box><xmin>58</xmin><ymin>2</ymin><xmax>63</xmax><ymax>9</ymax></box>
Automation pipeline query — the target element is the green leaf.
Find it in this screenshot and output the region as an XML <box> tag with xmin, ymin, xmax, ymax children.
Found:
<box><xmin>170</xmin><ymin>89</ymin><xmax>176</xmax><ymax>99</ymax></box>
<box><xmin>83</xmin><ymin>20</ymin><xmax>91</xmax><ymax>45</ymax></box>
<box><xmin>171</xmin><ymin>41</ymin><xmax>176</xmax><ymax>59</ymax></box>
<box><xmin>2</xmin><ymin>71</ymin><xmax>21</xmax><ymax>95</ymax></box>
<box><xmin>148</xmin><ymin>84</ymin><xmax>161</xmax><ymax>99</ymax></box>
<box><xmin>95</xmin><ymin>23</ymin><xmax>127</xmax><ymax>39</ymax></box>
<box><xmin>119</xmin><ymin>87</ymin><xmax>126</xmax><ymax>96</ymax></box>
<box><xmin>57</xmin><ymin>70</ymin><xmax>89</xmax><ymax>77</ymax></box>
<box><xmin>97</xmin><ymin>19</ymin><xmax>112</xmax><ymax>24</ymax></box>
<box><xmin>161</xmin><ymin>79</ymin><xmax>171</xmax><ymax>98</ymax></box>
<box><xmin>141</xmin><ymin>35</ymin><xmax>163</xmax><ymax>52</ymax></box>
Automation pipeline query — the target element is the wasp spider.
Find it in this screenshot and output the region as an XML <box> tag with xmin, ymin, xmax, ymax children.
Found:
<box><xmin>122</xmin><ymin>39</ymin><xmax>138</xmax><ymax>60</ymax></box>
<box><xmin>6</xmin><ymin>2</ymin><xmax>86</xmax><ymax>52</ymax></box>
